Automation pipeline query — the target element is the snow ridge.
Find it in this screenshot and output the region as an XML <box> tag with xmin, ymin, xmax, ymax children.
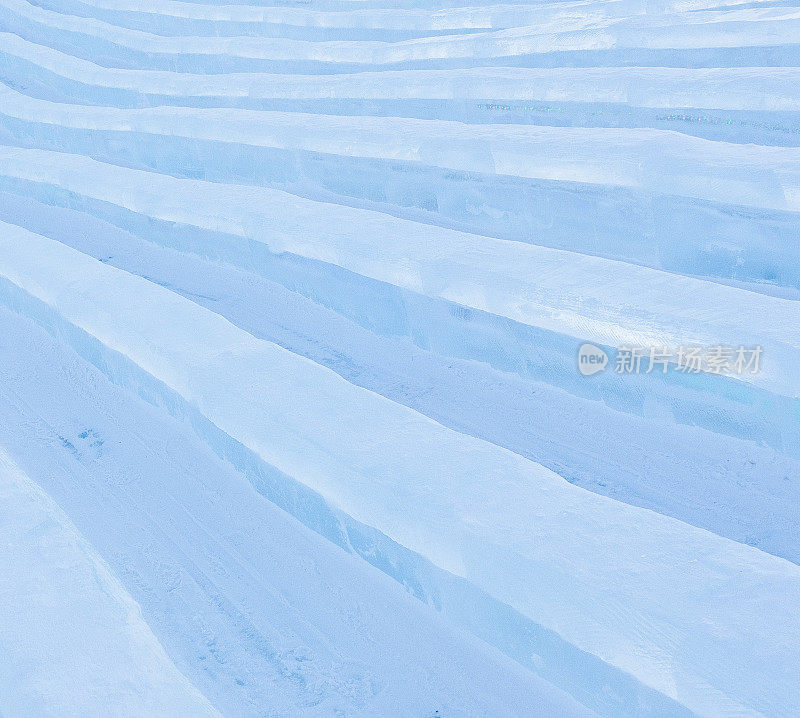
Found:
<box><xmin>0</xmin><ymin>0</ymin><xmax>798</xmax><ymax>715</ymax></box>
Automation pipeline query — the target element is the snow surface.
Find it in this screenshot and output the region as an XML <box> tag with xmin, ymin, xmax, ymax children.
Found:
<box><xmin>0</xmin><ymin>0</ymin><xmax>798</xmax><ymax>715</ymax></box>
<box><xmin>0</xmin><ymin>450</ymin><xmax>221</xmax><ymax>718</ymax></box>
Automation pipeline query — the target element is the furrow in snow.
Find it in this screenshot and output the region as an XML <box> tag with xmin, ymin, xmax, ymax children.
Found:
<box><xmin>3</xmin><ymin>0</ymin><xmax>800</xmax><ymax>73</ymax></box>
<box><xmin>0</xmin><ymin>221</ymin><xmax>799</xmax><ymax>718</ymax></box>
<box><xmin>1</xmin><ymin>83</ymin><xmax>798</xmax><ymax>211</ymax></box>
<box><xmin>0</xmin><ymin>309</ymin><xmax>595</xmax><ymax>718</ymax></box>
<box><xmin>4</xmin><ymin>32</ymin><xmax>800</xmax><ymax>112</ymax></box>
<box><xmin>1</xmin><ymin>147</ymin><xmax>797</xmax><ymax>461</ymax></box>
<box><xmin>22</xmin><ymin>0</ymin><xmax>628</xmax><ymax>35</ymax></box>
<box><xmin>2</xmin><ymin>82</ymin><xmax>800</xmax><ymax>296</ymax></box>
<box><xmin>0</xmin><ymin>145</ymin><xmax>796</xmax><ymax>392</ymax></box>
<box><xmin>4</xmin><ymin>188</ymin><xmax>797</xmax><ymax>568</ymax></box>
<box><xmin>27</xmin><ymin>0</ymin><xmax>773</xmax><ymax>32</ymax></box>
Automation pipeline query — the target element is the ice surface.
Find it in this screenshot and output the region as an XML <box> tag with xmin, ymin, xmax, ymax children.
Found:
<box><xmin>4</xmin><ymin>32</ymin><xmax>800</xmax><ymax>112</ymax></box>
<box><xmin>2</xmin><ymin>222</ymin><xmax>800</xmax><ymax>717</ymax></box>
<box><xmin>0</xmin><ymin>0</ymin><xmax>798</xmax><ymax>715</ymax></box>
<box><xmin>3</xmin><ymin>84</ymin><xmax>800</xmax><ymax>212</ymax></box>
<box><xmin>0</xmin><ymin>307</ymin><xmax>590</xmax><ymax>718</ymax></box>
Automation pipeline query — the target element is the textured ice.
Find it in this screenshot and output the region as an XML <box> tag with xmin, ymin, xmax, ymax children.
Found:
<box><xmin>0</xmin><ymin>0</ymin><xmax>798</xmax><ymax>715</ymax></box>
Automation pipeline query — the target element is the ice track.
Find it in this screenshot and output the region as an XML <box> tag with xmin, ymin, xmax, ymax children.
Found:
<box><xmin>0</xmin><ymin>0</ymin><xmax>798</xmax><ymax>716</ymax></box>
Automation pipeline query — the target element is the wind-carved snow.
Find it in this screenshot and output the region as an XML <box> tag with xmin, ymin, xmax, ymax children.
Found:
<box><xmin>0</xmin><ymin>0</ymin><xmax>797</xmax><ymax>715</ymax></box>
<box><xmin>0</xmin><ymin>451</ymin><xmax>221</xmax><ymax>718</ymax></box>
<box><xmin>2</xmin><ymin>221</ymin><xmax>799</xmax><ymax>717</ymax></box>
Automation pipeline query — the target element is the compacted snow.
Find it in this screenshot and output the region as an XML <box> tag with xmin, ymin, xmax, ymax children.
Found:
<box><xmin>0</xmin><ymin>0</ymin><xmax>798</xmax><ymax>716</ymax></box>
